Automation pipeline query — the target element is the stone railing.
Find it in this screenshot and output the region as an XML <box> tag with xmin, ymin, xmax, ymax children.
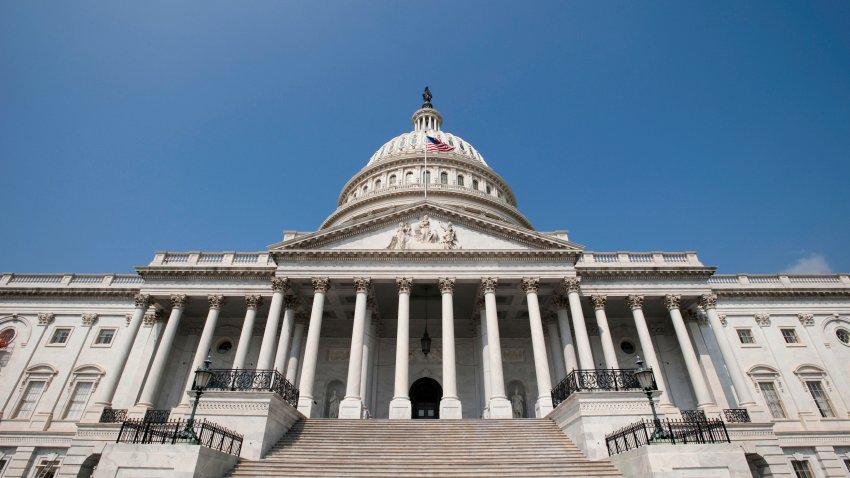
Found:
<box><xmin>150</xmin><ymin>252</ymin><xmax>274</xmax><ymax>267</ymax></box>
<box><xmin>708</xmin><ymin>274</ymin><xmax>850</xmax><ymax>287</ymax></box>
<box><xmin>341</xmin><ymin>181</ymin><xmax>514</xmax><ymax>207</ymax></box>
<box><xmin>1</xmin><ymin>274</ymin><xmax>143</xmax><ymax>288</ymax></box>
<box><xmin>578</xmin><ymin>252</ymin><xmax>703</xmax><ymax>267</ymax></box>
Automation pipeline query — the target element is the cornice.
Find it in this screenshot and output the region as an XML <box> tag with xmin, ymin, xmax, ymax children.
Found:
<box><xmin>135</xmin><ymin>268</ymin><xmax>275</xmax><ymax>281</ymax></box>
<box><xmin>577</xmin><ymin>268</ymin><xmax>716</xmax><ymax>281</ymax></box>
<box><xmin>276</xmin><ymin>249</ymin><xmax>579</xmax><ymax>263</ymax></box>
<box><xmin>714</xmin><ymin>288</ymin><xmax>850</xmax><ymax>298</ymax></box>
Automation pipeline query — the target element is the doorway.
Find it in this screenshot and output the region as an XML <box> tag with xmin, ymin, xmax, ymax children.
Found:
<box><xmin>410</xmin><ymin>377</ymin><xmax>442</xmax><ymax>419</ymax></box>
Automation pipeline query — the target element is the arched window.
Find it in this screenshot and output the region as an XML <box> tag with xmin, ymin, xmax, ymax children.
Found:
<box><xmin>440</xmin><ymin>172</ymin><xmax>448</xmax><ymax>184</ymax></box>
<box><xmin>486</xmin><ymin>185</ymin><xmax>492</xmax><ymax>194</ymax></box>
<box><xmin>375</xmin><ymin>179</ymin><xmax>382</xmax><ymax>189</ymax></box>
<box><xmin>457</xmin><ymin>175</ymin><xmax>464</xmax><ymax>187</ymax></box>
<box><xmin>362</xmin><ymin>185</ymin><xmax>368</xmax><ymax>194</ymax></box>
<box><xmin>405</xmin><ymin>172</ymin><xmax>414</xmax><ymax>184</ymax></box>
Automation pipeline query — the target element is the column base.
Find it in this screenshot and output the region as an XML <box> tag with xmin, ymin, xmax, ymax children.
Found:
<box><xmin>439</xmin><ymin>397</ymin><xmax>462</xmax><ymax>419</ymax></box>
<box><xmin>389</xmin><ymin>397</ymin><xmax>411</xmax><ymax>419</ymax></box>
<box><xmin>338</xmin><ymin>398</ymin><xmax>364</xmax><ymax>419</ymax></box>
<box><xmin>297</xmin><ymin>396</ymin><xmax>317</xmax><ymax>417</ymax></box>
<box><xmin>487</xmin><ymin>397</ymin><xmax>513</xmax><ymax>419</ymax></box>
<box><xmin>535</xmin><ymin>396</ymin><xmax>554</xmax><ymax>417</ymax></box>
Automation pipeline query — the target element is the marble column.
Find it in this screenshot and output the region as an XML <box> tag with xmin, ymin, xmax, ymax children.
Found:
<box><xmin>297</xmin><ymin>278</ymin><xmax>329</xmax><ymax>417</ymax></box>
<box><xmin>627</xmin><ymin>295</ymin><xmax>672</xmax><ymax>407</ymax></box>
<box><xmin>137</xmin><ymin>295</ymin><xmax>188</xmax><ymax>408</ymax></box>
<box><xmin>522</xmin><ymin>278</ymin><xmax>554</xmax><ymax>417</ymax></box>
<box><xmin>590</xmin><ymin>295</ymin><xmax>619</xmax><ymax>369</ymax></box>
<box><xmin>273</xmin><ymin>295</ymin><xmax>298</xmax><ymax>373</ymax></box>
<box><xmin>477</xmin><ymin>300</ymin><xmax>492</xmax><ymax>417</ymax></box>
<box><xmin>389</xmin><ymin>278</ymin><xmax>413</xmax><ymax>419</ymax></box>
<box><xmin>545</xmin><ymin>312</ymin><xmax>566</xmax><ymax>382</ymax></box>
<box><xmin>699</xmin><ymin>294</ymin><xmax>756</xmax><ymax>408</ymax></box>
<box><xmin>181</xmin><ymin>295</ymin><xmax>224</xmax><ymax>405</ymax></box>
<box><xmin>94</xmin><ymin>294</ymin><xmax>151</xmax><ymax>408</ymax></box>
<box><xmin>257</xmin><ymin>278</ymin><xmax>288</xmax><ymax>370</ymax></box>
<box><xmin>665</xmin><ymin>295</ymin><xmax>714</xmax><ymax>409</ymax></box>
<box><xmin>232</xmin><ymin>295</ymin><xmax>262</xmax><ymax>370</ymax></box>
<box><xmin>439</xmin><ymin>278</ymin><xmax>462</xmax><ymax>419</ymax></box>
<box><xmin>564</xmin><ymin>278</ymin><xmax>594</xmax><ymax>369</ymax></box>
<box><xmin>482</xmin><ymin>278</ymin><xmax>512</xmax><ymax>418</ymax></box>
<box><xmin>285</xmin><ymin>313</ymin><xmax>306</xmax><ymax>383</ymax></box>
<box><xmin>359</xmin><ymin>302</ymin><xmax>376</xmax><ymax>414</ymax></box>
<box><xmin>553</xmin><ymin>295</ymin><xmax>578</xmax><ymax>374</ymax></box>
<box><xmin>340</xmin><ymin>278</ymin><xmax>370</xmax><ymax>419</ymax></box>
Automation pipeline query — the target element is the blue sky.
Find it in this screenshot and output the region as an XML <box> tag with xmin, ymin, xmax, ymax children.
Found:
<box><xmin>1</xmin><ymin>1</ymin><xmax>848</xmax><ymax>275</ymax></box>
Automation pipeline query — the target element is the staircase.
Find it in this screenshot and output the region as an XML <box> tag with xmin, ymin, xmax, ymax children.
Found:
<box><xmin>227</xmin><ymin>418</ymin><xmax>623</xmax><ymax>477</ymax></box>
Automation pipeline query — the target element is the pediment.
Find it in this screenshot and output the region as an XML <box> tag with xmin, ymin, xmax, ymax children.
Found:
<box><xmin>269</xmin><ymin>202</ymin><xmax>583</xmax><ymax>253</ymax></box>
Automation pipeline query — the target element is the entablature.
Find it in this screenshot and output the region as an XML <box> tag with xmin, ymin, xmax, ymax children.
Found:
<box><xmin>0</xmin><ymin>273</ymin><xmax>142</xmax><ymax>299</ymax></box>
<box><xmin>710</xmin><ymin>274</ymin><xmax>850</xmax><ymax>298</ymax></box>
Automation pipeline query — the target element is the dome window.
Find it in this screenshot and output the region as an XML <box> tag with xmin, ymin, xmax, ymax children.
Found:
<box><xmin>389</xmin><ymin>175</ymin><xmax>397</xmax><ymax>185</ymax></box>
<box><xmin>424</xmin><ymin>171</ymin><xmax>431</xmax><ymax>184</ymax></box>
<box><xmin>411</xmin><ymin>135</ymin><xmax>418</xmax><ymax>145</ymax></box>
<box><xmin>362</xmin><ymin>185</ymin><xmax>368</xmax><ymax>194</ymax></box>
<box><xmin>486</xmin><ymin>185</ymin><xmax>492</xmax><ymax>194</ymax></box>
<box><xmin>457</xmin><ymin>175</ymin><xmax>464</xmax><ymax>187</ymax></box>
<box><xmin>375</xmin><ymin>179</ymin><xmax>382</xmax><ymax>189</ymax></box>
<box><xmin>400</xmin><ymin>137</ymin><xmax>406</xmax><ymax>148</ymax></box>
<box><xmin>448</xmin><ymin>138</ymin><xmax>454</xmax><ymax>147</ymax></box>
<box><xmin>405</xmin><ymin>172</ymin><xmax>414</xmax><ymax>184</ymax></box>
<box><xmin>472</xmin><ymin>179</ymin><xmax>479</xmax><ymax>190</ymax></box>
<box><xmin>459</xmin><ymin>142</ymin><xmax>466</xmax><ymax>152</ymax></box>
<box><xmin>440</xmin><ymin>172</ymin><xmax>448</xmax><ymax>185</ymax></box>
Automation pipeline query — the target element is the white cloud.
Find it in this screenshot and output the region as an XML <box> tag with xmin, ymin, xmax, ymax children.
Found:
<box><xmin>783</xmin><ymin>253</ymin><xmax>833</xmax><ymax>275</ymax></box>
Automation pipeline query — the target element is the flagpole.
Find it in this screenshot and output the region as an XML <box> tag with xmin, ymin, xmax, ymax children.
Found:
<box><xmin>424</xmin><ymin>129</ymin><xmax>428</xmax><ymax>201</ymax></box>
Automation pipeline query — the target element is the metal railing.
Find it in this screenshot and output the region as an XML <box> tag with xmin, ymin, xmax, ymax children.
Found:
<box><xmin>681</xmin><ymin>410</ymin><xmax>708</xmax><ymax>422</ymax></box>
<box><xmin>606</xmin><ymin>418</ymin><xmax>730</xmax><ymax>456</ymax></box>
<box><xmin>99</xmin><ymin>408</ymin><xmax>128</xmax><ymax>423</ymax></box>
<box><xmin>722</xmin><ymin>408</ymin><xmax>751</xmax><ymax>423</ymax></box>
<box><xmin>143</xmin><ymin>409</ymin><xmax>171</xmax><ymax>423</ymax></box>
<box><xmin>117</xmin><ymin>418</ymin><xmax>242</xmax><ymax>456</ymax></box>
<box><xmin>205</xmin><ymin>369</ymin><xmax>299</xmax><ymax>407</ymax></box>
<box><xmin>551</xmin><ymin>369</ymin><xmax>644</xmax><ymax>406</ymax></box>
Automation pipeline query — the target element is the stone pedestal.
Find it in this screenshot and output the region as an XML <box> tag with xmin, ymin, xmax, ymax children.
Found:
<box><xmin>92</xmin><ymin>443</ymin><xmax>238</xmax><ymax>478</ymax></box>
<box><xmin>608</xmin><ymin>443</ymin><xmax>751</xmax><ymax>478</ymax></box>
<box><xmin>488</xmin><ymin>397</ymin><xmax>513</xmax><ymax>419</ymax></box>
<box><xmin>534</xmin><ymin>395</ymin><xmax>554</xmax><ymax>418</ymax></box>
<box><xmin>338</xmin><ymin>398</ymin><xmax>364</xmax><ymax>419</ymax></box>
<box><xmin>439</xmin><ymin>397</ymin><xmax>462</xmax><ymax>419</ymax></box>
<box><xmin>389</xmin><ymin>397</ymin><xmax>411</xmax><ymax>419</ymax></box>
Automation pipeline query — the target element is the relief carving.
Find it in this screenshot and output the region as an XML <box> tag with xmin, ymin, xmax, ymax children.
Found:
<box><xmin>386</xmin><ymin>215</ymin><xmax>460</xmax><ymax>250</ymax></box>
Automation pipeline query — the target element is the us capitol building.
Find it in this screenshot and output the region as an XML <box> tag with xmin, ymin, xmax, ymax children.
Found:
<box><xmin>0</xmin><ymin>90</ymin><xmax>849</xmax><ymax>477</ymax></box>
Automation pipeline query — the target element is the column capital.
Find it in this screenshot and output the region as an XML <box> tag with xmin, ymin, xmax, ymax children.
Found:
<box><xmin>37</xmin><ymin>313</ymin><xmax>55</xmax><ymax>326</ymax></box>
<box><xmin>143</xmin><ymin>310</ymin><xmax>162</xmax><ymax>327</ymax></box>
<box><xmin>354</xmin><ymin>277</ymin><xmax>371</xmax><ymax>293</ymax></box>
<box><xmin>208</xmin><ymin>294</ymin><xmax>225</xmax><ymax>310</ymax></box>
<box><xmin>81</xmin><ymin>313</ymin><xmax>99</xmax><ymax>327</ymax></box>
<box><xmin>590</xmin><ymin>295</ymin><xmax>607</xmax><ymax>310</ymax></box>
<box><xmin>521</xmin><ymin>277</ymin><xmax>540</xmax><ymax>294</ymax></box>
<box><xmin>663</xmin><ymin>294</ymin><xmax>681</xmax><ymax>310</ymax></box>
<box><xmin>718</xmin><ymin>313</ymin><xmax>727</xmax><ymax>327</ymax></box>
<box><xmin>797</xmin><ymin>313</ymin><xmax>814</xmax><ymax>326</ymax></box>
<box><xmin>626</xmin><ymin>294</ymin><xmax>644</xmax><ymax>310</ymax></box>
<box><xmin>699</xmin><ymin>293</ymin><xmax>718</xmax><ymax>310</ymax></box>
<box><xmin>396</xmin><ymin>277</ymin><xmax>413</xmax><ymax>294</ymax></box>
<box><xmin>439</xmin><ymin>277</ymin><xmax>455</xmax><ymax>294</ymax></box>
<box><xmin>481</xmin><ymin>277</ymin><xmax>498</xmax><ymax>294</ymax></box>
<box><xmin>552</xmin><ymin>294</ymin><xmax>569</xmax><ymax>310</ymax></box>
<box><xmin>562</xmin><ymin>277</ymin><xmax>581</xmax><ymax>294</ymax></box>
<box><xmin>247</xmin><ymin>294</ymin><xmax>265</xmax><ymax>310</ymax></box>
<box><xmin>134</xmin><ymin>293</ymin><xmax>152</xmax><ymax>309</ymax></box>
<box><xmin>272</xmin><ymin>277</ymin><xmax>291</xmax><ymax>293</ymax></box>
<box><xmin>754</xmin><ymin>313</ymin><xmax>770</xmax><ymax>327</ymax></box>
<box><xmin>171</xmin><ymin>294</ymin><xmax>188</xmax><ymax>309</ymax></box>
<box><xmin>311</xmin><ymin>277</ymin><xmax>330</xmax><ymax>293</ymax></box>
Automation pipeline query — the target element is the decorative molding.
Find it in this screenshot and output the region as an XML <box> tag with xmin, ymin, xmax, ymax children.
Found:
<box><xmin>562</xmin><ymin>277</ymin><xmax>581</xmax><ymax>293</ymax></box>
<box><xmin>552</xmin><ymin>295</ymin><xmax>568</xmax><ymax>310</ymax></box>
<box><xmin>626</xmin><ymin>295</ymin><xmax>644</xmax><ymax>311</ymax></box>
<box><xmin>207</xmin><ymin>294</ymin><xmax>225</xmax><ymax>310</ymax></box>
<box><xmin>439</xmin><ymin>277</ymin><xmax>455</xmax><ymax>294</ymax></box>
<box><xmin>699</xmin><ymin>293</ymin><xmax>717</xmax><ymax>309</ymax></box>
<box><xmin>521</xmin><ymin>277</ymin><xmax>539</xmax><ymax>294</ymax></box>
<box><xmin>396</xmin><ymin>277</ymin><xmax>413</xmax><ymax>294</ymax></box>
<box><xmin>481</xmin><ymin>277</ymin><xmax>498</xmax><ymax>294</ymax></box>
<box><xmin>590</xmin><ymin>295</ymin><xmax>606</xmax><ymax>311</ymax></box>
<box><xmin>37</xmin><ymin>313</ymin><xmax>55</xmax><ymax>326</ymax></box>
<box><xmin>797</xmin><ymin>313</ymin><xmax>815</xmax><ymax>327</ymax></box>
<box><xmin>247</xmin><ymin>295</ymin><xmax>265</xmax><ymax>310</ymax></box>
<box><xmin>272</xmin><ymin>277</ymin><xmax>290</xmax><ymax>293</ymax></box>
<box><xmin>134</xmin><ymin>293</ymin><xmax>152</xmax><ymax>309</ymax></box>
<box><xmin>353</xmin><ymin>277</ymin><xmax>371</xmax><ymax>293</ymax></box>
<box><xmin>171</xmin><ymin>294</ymin><xmax>188</xmax><ymax>309</ymax></box>
<box><xmin>663</xmin><ymin>294</ymin><xmax>681</xmax><ymax>310</ymax></box>
<box><xmin>718</xmin><ymin>314</ymin><xmax>727</xmax><ymax>327</ymax></box>
<box><xmin>311</xmin><ymin>277</ymin><xmax>330</xmax><ymax>294</ymax></box>
<box><xmin>125</xmin><ymin>313</ymin><xmax>133</xmax><ymax>326</ymax></box>
<box><xmin>754</xmin><ymin>313</ymin><xmax>771</xmax><ymax>327</ymax></box>
<box><xmin>81</xmin><ymin>313</ymin><xmax>98</xmax><ymax>327</ymax></box>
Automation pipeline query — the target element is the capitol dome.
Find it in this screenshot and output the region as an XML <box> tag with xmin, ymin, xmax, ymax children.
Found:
<box><xmin>320</xmin><ymin>90</ymin><xmax>532</xmax><ymax>230</ymax></box>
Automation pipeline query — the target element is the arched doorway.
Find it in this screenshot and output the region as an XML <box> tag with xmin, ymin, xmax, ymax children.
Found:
<box><xmin>410</xmin><ymin>377</ymin><xmax>442</xmax><ymax>419</ymax></box>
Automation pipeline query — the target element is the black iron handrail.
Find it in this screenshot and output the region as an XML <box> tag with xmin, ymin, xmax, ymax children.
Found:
<box><xmin>606</xmin><ymin>418</ymin><xmax>730</xmax><ymax>456</ymax></box>
<box><xmin>204</xmin><ymin>369</ymin><xmax>299</xmax><ymax>407</ymax></box>
<box><xmin>99</xmin><ymin>408</ymin><xmax>128</xmax><ymax>423</ymax></box>
<box><xmin>551</xmin><ymin>368</ymin><xmax>645</xmax><ymax>406</ymax></box>
<box><xmin>723</xmin><ymin>408</ymin><xmax>751</xmax><ymax>423</ymax></box>
<box><xmin>117</xmin><ymin>418</ymin><xmax>243</xmax><ymax>456</ymax></box>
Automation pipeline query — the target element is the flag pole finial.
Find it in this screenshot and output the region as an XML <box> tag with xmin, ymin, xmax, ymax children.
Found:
<box><xmin>422</xmin><ymin>86</ymin><xmax>432</xmax><ymax>108</ymax></box>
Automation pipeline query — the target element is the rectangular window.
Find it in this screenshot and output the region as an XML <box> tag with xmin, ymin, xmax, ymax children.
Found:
<box><xmin>94</xmin><ymin>329</ymin><xmax>115</xmax><ymax>345</ymax></box>
<box><xmin>790</xmin><ymin>459</ymin><xmax>814</xmax><ymax>478</ymax></box>
<box><xmin>781</xmin><ymin>328</ymin><xmax>800</xmax><ymax>344</ymax></box>
<box><xmin>49</xmin><ymin>328</ymin><xmax>71</xmax><ymax>345</ymax></box>
<box><xmin>805</xmin><ymin>380</ymin><xmax>835</xmax><ymax>418</ymax></box>
<box><xmin>13</xmin><ymin>380</ymin><xmax>45</xmax><ymax>419</ymax></box>
<box><xmin>758</xmin><ymin>382</ymin><xmax>787</xmax><ymax>419</ymax></box>
<box><xmin>34</xmin><ymin>458</ymin><xmax>60</xmax><ymax>478</ymax></box>
<box><xmin>63</xmin><ymin>381</ymin><xmax>93</xmax><ymax>420</ymax></box>
<box><xmin>737</xmin><ymin>329</ymin><xmax>755</xmax><ymax>344</ymax></box>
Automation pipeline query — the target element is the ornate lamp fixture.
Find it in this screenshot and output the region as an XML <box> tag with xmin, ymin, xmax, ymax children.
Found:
<box><xmin>634</xmin><ymin>356</ymin><xmax>667</xmax><ymax>441</ymax></box>
<box><xmin>178</xmin><ymin>353</ymin><xmax>215</xmax><ymax>443</ymax></box>
<box><xmin>420</xmin><ymin>286</ymin><xmax>432</xmax><ymax>356</ymax></box>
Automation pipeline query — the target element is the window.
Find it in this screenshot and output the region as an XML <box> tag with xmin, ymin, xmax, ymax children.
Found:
<box><xmin>14</xmin><ymin>380</ymin><xmax>45</xmax><ymax>419</ymax></box>
<box><xmin>389</xmin><ymin>175</ymin><xmax>397</xmax><ymax>185</ymax></box>
<box><xmin>837</xmin><ymin>328</ymin><xmax>850</xmax><ymax>345</ymax></box>
<box><xmin>457</xmin><ymin>175</ymin><xmax>464</xmax><ymax>187</ymax></box>
<box><xmin>805</xmin><ymin>380</ymin><xmax>835</xmax><ymax>418</ymax></box>
<box><xmin>758</xmin><ymin>382</ymin><xmax>786</xmax><ymax>419</ymax></box>
<box><xmin>93</xmin><ymin>328</ymin><xmax>115</xmax><ymax>346</ymax></box>
<box><xmin>620</xmin><ymin>340</ymin><xmax>636</xmax><ymax>355</ymax></box>
<box><xmin>405</xmin><ymin>172</ymin><xmax>414</xmax><ymax>184</ymax></box>
<box><xmin>440</xmin><ymin>172</ymin><xmax>448</xmax><ymax>184</ymax></box>
<box><xmin>790</xmin><ymin>460</ymin><xmax>814</xmax><ymax>478</ymax></box>
<box><xmin>737</xmin><ymin>328</ymin><xmax>755</xmax><ymax>344</ymax></box>
<box><xmin>49</xmin><ymin>328</ymin><xmax>71</xmax><ymax>345</ymax></box>
<box><xmin>472</xmin><ymin>179</ymin><xmax>479</xmax><ymax>190</ymax></box>
<box><xmin>0</xmin><ymin>328</ymin><xmax>16</xmax><ymax>348</ymax></box>
<box><xmin>362</xmin><ymin>185</ymin><xmax>368</xmax><ymax>194</ymax></box>
<box><xmin>63</xmin><ymin>381</ymin><xmax>93</xmax><ymax>420</ymax></box>
<box><xmin>486</xmin><ymin>185</ymin><xmax>492</xmax><ymax>194</ymax></box>
<box><xmin>781</xmin><ymin>328</ymin><xmax>800</xmax><ymax>344</ymax></box>
<box><xmin>424</xmin><ymin>171</ymin><xmax>431</xmax><ymax>183</ymax></box>
<box><xmin>33</xmin><ymin>457</ymin><xmax>61</xmax><ymax>478</ymax></box>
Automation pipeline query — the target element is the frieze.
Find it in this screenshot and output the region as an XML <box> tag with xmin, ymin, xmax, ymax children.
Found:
<box><xmin>386</xmin><ymin>215</ymin><xmax>459</xmax><ymax>250</ymax></box>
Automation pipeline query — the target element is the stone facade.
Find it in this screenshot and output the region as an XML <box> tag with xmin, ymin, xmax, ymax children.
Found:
<box><xmin>0</xmin><ymin>96</ymin><xmax>848</xmax><ymax>477</ymax></box>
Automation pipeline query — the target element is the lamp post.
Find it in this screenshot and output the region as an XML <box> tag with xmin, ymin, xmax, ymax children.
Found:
<box><xmin>634</xmin><ymin>356</ymin><xmax>668</xmax><ymax>441</ymax></box>
<box><xmin>178</xmin><ymin>354</ymin><xmax>214</xmax><ymax>443</ymax></box>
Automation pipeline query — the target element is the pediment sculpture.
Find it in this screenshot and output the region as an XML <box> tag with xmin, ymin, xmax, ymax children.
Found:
<box><xmin>386</xmin><ymin>215</ymin><xmax>460</xmax><ymax>250</ymax></box>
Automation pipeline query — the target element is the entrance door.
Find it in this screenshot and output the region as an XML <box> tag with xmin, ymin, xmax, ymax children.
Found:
<box><xmin>410</xmin><ymin>377</ymin><xmax>442</xmax><ymax>419</ymax></box>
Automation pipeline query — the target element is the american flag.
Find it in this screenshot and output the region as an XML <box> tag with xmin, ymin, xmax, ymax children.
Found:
<box><xmin>426</xmin><ymin>135</ymin><xmax>454</xmax><ymax>152</ymax></box>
